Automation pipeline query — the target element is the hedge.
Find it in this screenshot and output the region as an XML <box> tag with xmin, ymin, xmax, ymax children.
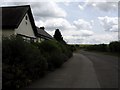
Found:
<box><xmin>2</xmin><ymin>36</ymin><xmax>48</xmax><ymax>89</ymax></box>
<box><xmin>82</xmin><ymin>41</ymin><xmax>120</xmax><ymax>53</ymax></box>
<box><xmin>2</xmin><ymin>36</ymin><xmax>73</xmax><ymax>89</ymax></box>
<box><xmin>109</xmin><ymin>41</ymin><xmax>120</xmax><ymax>52</ymax></box>
<box><xmin>34</xmin><ymin>40</ymin><xmax>73</xmax><ymax>70</ymax></box>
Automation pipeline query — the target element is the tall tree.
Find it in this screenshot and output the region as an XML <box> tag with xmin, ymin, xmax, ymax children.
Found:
<box><xmin>54</xmin><ymin>29</ymin><xmax>66</xmax><ymax>44</ymax></box>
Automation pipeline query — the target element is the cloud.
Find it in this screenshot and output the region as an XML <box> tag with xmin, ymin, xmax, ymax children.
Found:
<box><xmin>87</xmin><ymin>33</ymin><xmax>118</xmax><ymax>44</ymax></box>
<box><xmin>64</xmin><ymin>32</ymin><xmax>118</xmax><ymax>44</ymax></box>
<box><xmin>63</xmin><ymin>29</ymin><xmax>94</xmax><ymax>37</ymax></box>
<box><xmin>1</xmin><ymin>1</ymin><xmax>118</xmax><ymax>44</ymax></box>
<box><xmin>73</xmin><ymin>19</ymin><xmax>92</xmax><ymax>30</ymax></box>
<box><xmin>98</xmin><ymin>16</ymin><xmax>118</xmax><ymax>32</ymax></box>
<box><xmin>78</xmin><ymin>4</ymin><xmax>84</xmax><ymax>10</ymax></box>
<box><xmin>85</xmin><ymin>0</ymin><xmax>119</xmax><ymax>2</ymax></box>
<box><xmin>1</xmin><ymin>1</ymin><xmax>67</xmax><ymax>18</ymax></box>
<box><xmin>36</xmin><ymin>18</ymin><xmax>94</xmax><ymax>36</ymax></box>
<box><xmin>2</xmin><ymin>0</ymin><xmax>119</xmax><ymax>2</ymax></box>
<box><xmin>60</xmin><ymin>27</ymin><xmax>94</xmax><ymax>44</ymax></box>
<box><xmin>36</xmin><ymin>18</ymin><xmax>76</xmax><ymax>31</ymax></box>
<box><xmin>78</xmin><ymin>0</ymin><xmax>118</xmax><ymax>12</ymax></box>
<box><xmin>91</xmin><ymin>2</ymin><xmax>117</xmax><ymax>12</ymax></box>
<box><xmin>36</xmin><ymin>18</ymin><xmax>95</xmax><ymax>44</ymax></box>
<box><xmin>32</xmin><ymin>2</ymin><xmax>67</xmax><ymax>18</ymax></box>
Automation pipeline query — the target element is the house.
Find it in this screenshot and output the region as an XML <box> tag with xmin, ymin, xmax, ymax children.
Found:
<box><xmin>36</xmin><ymin>27</ymin><xmax>53</xmax><ymax>42</ymax></box>
<box><xmin>1</xmin><ymin>5</ymin><xmax>53</xmax><ymax>42</ymax></box>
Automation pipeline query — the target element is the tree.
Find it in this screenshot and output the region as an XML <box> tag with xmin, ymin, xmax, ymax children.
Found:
<box><xmin>54</xmin><ymin>29</ymin><xmax>66</xmax><ymax>44</ymax></box>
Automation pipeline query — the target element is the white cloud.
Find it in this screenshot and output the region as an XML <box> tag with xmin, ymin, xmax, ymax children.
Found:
<box><xmin>2</xmin><ymin>0</ymin><xmax>119</xmax><ymax>2</ymax></box>
<box><xmin>73</xmin><ymin>19</ymin><xmax>92</xmax><ymax>30</ymax></box>
<box><xmin>63</xmin><ymin>0</ymin><xmax>71</xmax><ymax>6</ymax></box>
<box><xmin>36</xmin><ymin>18</ymin><xmax>95</xmax><ymax>44</ymax></box>
<box><xmin>32</xmin><ymin>2</ymin><xmax>67</xmax><ymax>18</ymax></box>
<box><xmin>1</xmin><ymin>1</ymin><xmax>67</xmax><ymax>18</ymax></box>
<box><xmin>78</xmin><ymin>0</ymin><xmax>118</xmax><ymax>12</ymax></box>
<box><xmin>61</xmin><ymin>28</ymin><xmax>94</xmax><ymax>44</ymax></box>
<box><xmin>35</xmin><ymin>20</ymin><xmax>45</xmax><ymax>27</ymax></box>
<box><xmin>65</xmin><ymin>32</ymin><xmax>118</xmax><ymax>44</ymax></box>
<box><xmin>63</xmin><ymin>29</ymin><xmax>94</xmax><ymax>37</ymax></box>
<box><xmin>90</xmin><ymin>20</ymin><xmax>94</xmax><ymax>25</ymax></box>
<box><xmin>85</xmin><ymin>0</ymin><xmax>119</xmax><ymax>2</ymax></box>
<box><xmin>92</xmin><ymin>2</ymin><xmax>117</xmax><ymax>12</ymax></box>
<box><xmin>98</xmin><ymin>16</ymin><xmax>118</xmax><ymax>32</ymax></box>
<box><xmin>36</xmin><ymin>18</ymin><xmax>76</xmax><ymax>31</ymax></box>
<box><xmin>78</xmin><ymin>5</ymin><xmax>84</xmax><ymax>10</ymax></box>
<box><xmin>88</xmin><ymin>33</ymin><xmax>118</xmax><ymax>44</ymax></box>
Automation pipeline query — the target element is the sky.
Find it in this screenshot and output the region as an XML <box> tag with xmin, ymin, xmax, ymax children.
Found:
<box><xmin>0</xmin><ymin>0</ymin><xmax>119</xmax><ymax>44</ymax></box>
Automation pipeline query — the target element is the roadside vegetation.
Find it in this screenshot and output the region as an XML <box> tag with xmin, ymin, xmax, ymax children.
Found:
<box><xmin>2</xmin><ymin>35</ymin><xmax>73</xmax><ymax>89</ymax></box>
<box><xmin>83</xmin><ymin>41</ymin><xmax>119</xmax><ymax>52</ymax></box>
<box><xmin>78</xmin><ymin>41</ymin><xmax>120</xmax><ymax>55</ymax></box>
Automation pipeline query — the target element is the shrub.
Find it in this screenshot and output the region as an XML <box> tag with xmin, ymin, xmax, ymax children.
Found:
<box><xmin>35</xmin><ymin>40</ymin><xmax>73</xmax><ymax>70</ymax></box>
<box><xmin>109</xmin><ymin>41</ymin><xmax>120</xmax><ymax>52</ymax></box>
<box><xmin>85</xmin><ymin>44</ymin><xmax>108</xmax><ymax>52</ymax></box>
<box><xmin>58</xmin><ymin>43</ymin><xmax>73</xmax><ymax>59</ymax></box>
<box><xmin>2</xmin><ymin>36</ymin><xmax>73</xmax><ymax>89</ymax></box>
<box><xmin>2</xmin><ymin>36</ymin><xmax>48</xmax><ymax>89</ymax></box>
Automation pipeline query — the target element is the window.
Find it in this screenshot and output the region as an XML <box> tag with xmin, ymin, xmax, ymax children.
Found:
<box><xmin>25</xmin><ymin>15</ymin><xmax>28</xmax><ymax>25</ymax></box>
<box><xmin>26</xmin><ymin>16</ymin><xmax>28</xmax><ymax>20</ymax></box>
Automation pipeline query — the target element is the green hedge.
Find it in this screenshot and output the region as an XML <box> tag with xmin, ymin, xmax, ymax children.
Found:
<box><xmin>85</xmin><ymin>44</ymin><xmax>108</xmax><ymax>52</ymax></box>
<box><xmin>82</xmin><ymin>41</ymin><xmax>120</xmax><ymax>53</ymax></box>
<box><xmin>3</xmin><ymin>36</ymin><xmax>73</xmax><ymax>89</ymax></box>
<box><xmin>109</xmin><ymin>41</ymin><xmax>120</xmax><ymax>52</ymax></box>
<box><xmin>3</xmin><ymin>36</ymin><xmax>48</xmax><ymax>89</ymax></box>
<box><xmin>34</xmin><ymin>40</ymin><xmax>73</xmax><ymax>70</ymax></box>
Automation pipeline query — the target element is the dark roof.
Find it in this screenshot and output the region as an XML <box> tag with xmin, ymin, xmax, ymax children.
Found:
<box><xmin>2</xmin><ymin>5</ymin><xmax>38</xmax><ymax>36</ymax></box>
<box><xmin>36</xmin><ymin>27</ymin><xmax>53</xmax><ymax>40</ymax></box>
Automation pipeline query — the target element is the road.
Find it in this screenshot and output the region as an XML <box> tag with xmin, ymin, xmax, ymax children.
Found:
<box><xmin>24</xmin><ymin>50</ymin><xmax>118</xmax><ymax>89</ymax></box>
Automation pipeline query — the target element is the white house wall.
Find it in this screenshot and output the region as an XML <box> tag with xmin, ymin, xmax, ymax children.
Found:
<box><xmin>15</xmin><ymin>13</ymin><xmax>36</xmax><ymax>38</ymax></box>
<box><xmin>36</xmin><ymin>37</ymin><xmax>45</xmax><ymax>43</ymax></box>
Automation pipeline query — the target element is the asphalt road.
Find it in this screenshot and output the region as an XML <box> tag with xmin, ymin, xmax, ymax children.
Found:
<box><xmin>78</xmin><ymin>50</ymin><xmax>118</xmax><ymax>88</ymax></box>
<box><xmin>24</xmin><ymin>50</ymin><xmax>118</xmax><ymax>89</ymax></box>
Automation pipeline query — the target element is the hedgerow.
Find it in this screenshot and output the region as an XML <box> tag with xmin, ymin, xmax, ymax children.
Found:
<box><xmin>2</xmin><ymin>36</ymin><xmax>48</xmax><ymax>89</ymax></box>
<box><xmin>2</xmin><ymin>36</ymin><xmax>73</xmax><ymax>89</ymax></box>
<box><xmin>34</xmin><ymin>40</ymin><xmax>73</xmax><ymax>70</ymax></box>
<box><xmin>81</xmin><ymin>41</ymin><xmax>120</xmax><ymax>53</ymax></box>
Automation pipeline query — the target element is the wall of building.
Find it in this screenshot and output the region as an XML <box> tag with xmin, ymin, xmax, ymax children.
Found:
<box><xmin>2</xmin><ymin>13</ymin><xmax>48</xmax><ymax>43</ymax></box>
<box><xmin>36</xmin><ymin>37</ymin><xmax>45</xmax><ymax>43</ymax></box>
<box><xmin>15</xmin><ymin>13</ymin><xmax>36</xmax><ymax>39</ymax></box>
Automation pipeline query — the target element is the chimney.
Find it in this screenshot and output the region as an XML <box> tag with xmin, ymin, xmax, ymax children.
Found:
<box><xmin>40</xmin><ymin>27</ymin><xmax>45</xmax><ymax>30</ymax></box>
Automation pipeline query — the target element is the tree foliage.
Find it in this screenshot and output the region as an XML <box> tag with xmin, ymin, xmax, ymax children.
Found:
<box><xmin>82</xmin><ymin>41</ymin><xmax>120</xmax><ymax>53</ymax></box>
<box><xmin>54</xmin><ymin>29</ymin><xmax>66</xmax><ymax>44</ymax></box>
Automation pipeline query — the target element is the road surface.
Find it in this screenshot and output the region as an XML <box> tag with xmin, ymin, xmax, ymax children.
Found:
<box><xmin>24</xmin><ymin>50</ymin><xmax>118</xmax><ymax>89</ymax></box>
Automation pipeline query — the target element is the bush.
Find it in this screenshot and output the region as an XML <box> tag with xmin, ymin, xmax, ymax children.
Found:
<box><xmin>2</xmin><ymin>36</ymin><xmax>48</xmax><ymax>89</ymax></box>
<box><xmin>109</xmin><ymin>41</ymin><xmax>120</xmax><ymax>52</ymax></box>
<box><xmin>85</xmin><ymin>44</ymin><xmax>108</xmax><ymax>52</ymax></box>
<box><xmin>82</xmin><ymin>41</ymin><xmax>120</xmax><ymax>53</ymax></box>
<box><xmin>35</xmin><ymin>40</ymin><xmax>73</xmax><ymax>70</ymax></box>
<box><xmin>2</xmin><ymin>36</ymin><xmax>73</xmax><ymax>89</ymax></box>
